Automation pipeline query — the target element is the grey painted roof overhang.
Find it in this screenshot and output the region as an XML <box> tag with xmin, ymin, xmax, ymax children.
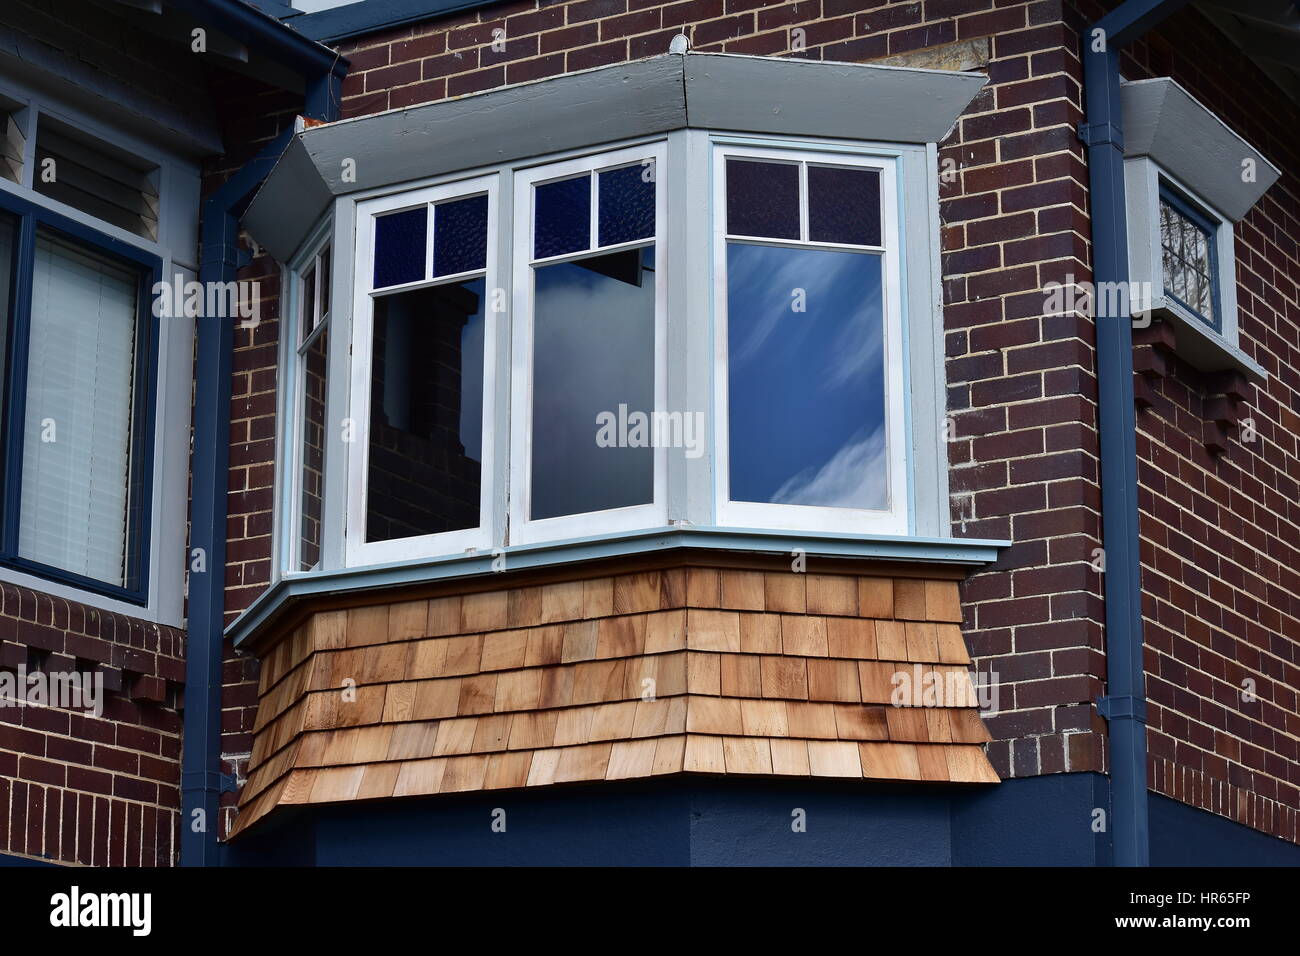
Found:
<box><xmin>1121</xmin><ymin>77</ymin><xmax>1281</xmax><ymax>222</ymax></box>
<box><xmin>243</xmin><ymin>51</ymin><xmax>988</xmax><ymax>261</ymax></box>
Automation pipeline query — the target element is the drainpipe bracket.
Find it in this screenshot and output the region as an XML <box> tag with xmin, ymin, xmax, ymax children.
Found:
<box><xmin>182</xmin><ymin>770</ymin><xmax>240</xmax><ymax>795</ymax></box>
<box><xmin>1078</xmin><ymin>121</ymin><xmax>1125</xmax><ymax>150</ymax></box>
<box><xmin>1097</xmin><ymin>694</ymin><xmax>1147</xmax><ymax>723</ymax></box>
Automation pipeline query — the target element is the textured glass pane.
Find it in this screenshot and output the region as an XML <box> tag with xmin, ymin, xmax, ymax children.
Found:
<box><xmin>0</xmin><ymin>215</ymin><xmax>13</xmax><ymax>380</ymax></box>
<box><xmin>1159</xmin><ymin>196</ymin><xmax>1215</xmax><ymax>326</ymax></box>
<box><xmin>434</xmin><ymin>194</ymin><xmax>489</xmax><ymax>277</ymax></box>
<box><xmin>531</xmin><ymin>247</ymin><xmax>655</xmax><ymax>520</ymax></box>
<box><xmin>809</xmin><ymin>165</ymin><xmax>880</xmax><ymax>246</ymax></box>
<box><xmin>535</xmin><ymin>175</ymin><xmax>590</xmax><ymax>259</ymax></box>
<box><xmin>366</xmin><ymin>279</ymin><xmax>486</xmax><ymax>541</ymax></box>
<box><xmin>727</xmin><ymin>243</ymin><xmax>886</xmax><ymax>510</ymax></box>
<box><xmin>726</xmin><ymin>159</ymin><xmax>799</xmax><ymax>239</ymax></box>
<box><xmin>298</xmin><ymin>327</ymin><xmax>328</xmax><ymax>571</ymax></box>
<box><xmin>21</xmin><ymin>232</ymin><xmax>140</xmax><ymax>585</ymax></box>
<box><xmin>598</xmin><ymin>163</ymin><xmax>655</xmax><ymax>246</ymax></box>
<box><xmin>373</xmin><ymin>207</ymin><xmax>427</xmax><ymax>288</ymax></box>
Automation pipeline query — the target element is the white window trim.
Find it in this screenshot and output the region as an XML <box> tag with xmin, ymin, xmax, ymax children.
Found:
<box><xmin>508</xmin><ymin>142</ymin><xmax>669</xmax><ymax>546</ymax></box>
<box><xmin>0</xmin><ymin>76</ymin><xmax>196</xmax><ymax>627</ymax></box>
<box><xmin>710</xmin><ymin>143</ymin><xmax>909</xmax><ymax>536</ymax></box>
<box><xmin>346</xmin><ymin>173</ymin><xmax>501</xmax><ymax>566</ymax></box>
<box><xmin>1125</xmin><ymin>156</ymin><xmax>1238</xmax><ymax>345</ymax></box>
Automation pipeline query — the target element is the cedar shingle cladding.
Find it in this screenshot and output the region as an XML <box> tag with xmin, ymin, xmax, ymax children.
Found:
<box><xmin>230</xmin><ymin>562</ymin><xmax>997</xmax><ymax>836</ymax></box>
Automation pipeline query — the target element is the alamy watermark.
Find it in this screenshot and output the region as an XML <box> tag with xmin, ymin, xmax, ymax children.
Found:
<box><xmin>1043</xmin><ymin>274</ymin><xmax>1155</xmax><ymax>327</ymax></box>
<box><xmin>595</xmin><ymin>405</ymin><xmax>705</xmax><ymax>459</ymax></box>
<box><xmin>0</xmin><ymin>664</ymin><xmax>103</xmax><ymax>717</ymax></box>
<box><xmin>152</xmin><ymin>274</ymin><xmax>261</xmax><ymax>328</ymax></box>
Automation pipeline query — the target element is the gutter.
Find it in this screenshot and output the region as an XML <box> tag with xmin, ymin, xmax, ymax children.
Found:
<box><xmin>180</xmin><ymin>36</ymin><xmax>344</xmax><ymax>866</ymax></box>
<box><xmin>1079</xmin><ymin>0</ymin><xmax>1191</xmax><ymax>868</ymax></box>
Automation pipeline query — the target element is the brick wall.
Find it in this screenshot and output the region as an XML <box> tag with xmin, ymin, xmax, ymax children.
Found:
<box><xmin>217</xmin><ymin>0</ymin><xmax>1300</xmax><ymax>849</ymax></box>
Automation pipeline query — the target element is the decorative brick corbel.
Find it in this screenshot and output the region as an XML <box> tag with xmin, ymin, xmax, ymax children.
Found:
<box><xmin>1201</xmin><ymin>369</ymin><xmax>1250</xmax><ymax>456</ymax></box>
<box><xmin>1132</xmin><ymin>320</ymin><xmax>1176</xmax><ymax>410</ymax></box>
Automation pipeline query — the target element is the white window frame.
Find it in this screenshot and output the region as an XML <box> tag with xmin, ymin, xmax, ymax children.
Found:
<box><xmin>280</xmin><ymin>228</ymin><xmax>332</xmax><ymax>573</ymax></box>
<box><xmin>1126</xmin><ymin>157</ymin><xmax>1238</xmax><ymax>347</ymax></box>
<box><xmin>346</xmin><ymin>173</ymin><xmax>501</xmax><ymax>566</ymax></box>
<box><xmin>710</xmin><ymin>143</ymin><xmax>908</xmax><ymax>535</ymax></box>
<box><xmin>508</xmin><ymin>142</ymin><xmax>669</xmax><ymax>545</ymax></box>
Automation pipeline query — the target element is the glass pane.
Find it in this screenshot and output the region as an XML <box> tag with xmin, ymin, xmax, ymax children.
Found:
<box><xmin>298</xmin><ymin>327</ymin><xmax>328</xmax><ymax>571</ymax></box>
<box><xmin>531</xmin><ymin>247</ymin><xmax>655</xmax><ymax>520</ymax></box>
<box><xmin>366</xmin><ymin>279</ymin><xmax>485</xmax><ymax>542</ymax></box>
<box><xmin>534</xmin><ymin>175</ymin><xmax>590</xmax><ymax>259</ymax></box>
<box><xmin>727</xmin><ymin>242</ymin><xmax>887</xmax><ymax>510</ymax></box>
<box><xmin>809</xmin><ymin>165</ymin><xmax>880</xmax><ymax>246</ymax></box>
<box><xmin>0</xmin><ymin>215</ymin><xmax>14</xmax><ymax>378</ymax></box>
<box><xmin>373</xmin><ymin>207</ymin><xmax>427</xmax><ymax>288</ymax></box>
<box><xmin>598</xmin><ymin>163</ymin><xmax>655</xmax><ymax>247</ymax></box>
<box><xmin>434</xmin><ymin>194</ymin><xmax>488</xmax><ymax>277</ymax></box>
<box><xmin>1159</xmin><ymin>196</ymin><xmax>1216</xmax><ymax>326</ymax></box>
<box><xmin>318</xmin><ymin>246</ymin><xmax>331</xmax><ymax>318</ymax></box>
<box><xmin>300</xmin><ymin>265</ymin><xmax>316</xmax><ymax>342</ymax></box>
<box><xmin>21</xmin><ymin>231</ymin><xmax>140</xmax><ymax>585</ymax></box>
<box><xmin>726</xmin><ymin>159</ymin><xmax>799</xmax><ymax>240</ymax></box>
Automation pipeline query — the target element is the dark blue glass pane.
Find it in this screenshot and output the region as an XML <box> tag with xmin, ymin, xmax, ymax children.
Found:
<box><xmin>531</xmin><ymin>247</ymin><xmax>655</xmax><ymax>519</ymax></box>
<box><xmin>434</xmin><ymin>194</ymin><xmax>489</xmax><ymax>277</ymax></box>
<box><xmin>373</xmin><ymin>207</ymin><xmax>427</xmax><ymax>288</ymax></box>
<box><xmin>809</xmin><ymin>165</ymin><xmax>880</xmax><ymax>246</ymax></box>
<box><xmin>598</xmin><ymin>163</ymin><xmax>655</xmax><ymax>246</ymax></box>
<box><xmin>726</xmin><ymin>159</ymin><xmax>799</xmax><ymax>240</ymax></box>
<box><xmin>727</xmin><ymin>243</ymin><xmax>886</xmax><ymax>510</ymax></box>
<box><xmin>535</xmin><ymin>175</ymin><xmax>590</xmax><ymax>259</ymax></box>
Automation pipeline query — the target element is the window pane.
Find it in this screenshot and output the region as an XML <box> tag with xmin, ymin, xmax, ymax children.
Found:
<box><xmin>434</xmin><ymin>194</ymin><xmax>488</xmax><ymax>277</ymax></box>
<box><xmin>809</xmin><ymin>165</ymin><xmax>880</xmax><ymax>246</ymax></box>
<box><xmin>298</xmin><ymin>327</ymin><xmax>328</xmax><ymax>571</ymax></box>
<box><xmin>726</xmin><ymin>159</ymin><xmax>799</xmax><ymax>240</ymax></box>
<box><xmin>318</xmin><ymin>246</ymin><xmax>331</xmax><ymax>318</ymax></box>
<box><xmin>1159</xmin><ymin>197</ymin><xmax>1216</xmax><ymax>326</ymax></box>
<box><xmin>598</xmin><ymin>163</ymin><xmax>655</xmax><ymax>247</ymax></box>
<box><xmin>366</xmin><ymin>279</ymin><xmax>485</xmax><ymax>542</ymax></box>
<box><xmin>534</xmin><ymin>175</ymin><xmax>590</xmax><ymax>259</ymax></box>
<box><xmin>20</xmin><ymin>231</ymin><xmax>141</xmax><ymax>585</ymax></box>
<box><xmin>301</xmin><ymin>265</ymin><xmax>316</xmax><ymax>341</ymax></box>
<box><xmin>727</xmin><ymin>243</ymin><xmax>886</xmax><ymax>510</ymax></box>
<box><xmin>373</xmin><ymin>207</ymin><xmax>427</xmax><ymax>288</ymax></box>
<box><xmin>531</xmin><ymin>247</ymin><xmax>655</xmax><ymax>520</ymax></box>
<box><xmin>0</xmin><ymin>215</ymin><xmax>14</xmax><ymax>377</ymax></box>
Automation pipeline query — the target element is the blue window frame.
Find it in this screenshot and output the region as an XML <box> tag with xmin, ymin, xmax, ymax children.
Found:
<box><xmin>0</xmin><ymin>189</ymin><xmax>159</xmax><ymax>604</ymax></box>
<box><xmin>1158</xmin><ymin>183</ymin><xmax>1221</xmax><ymax>333</ymax></box>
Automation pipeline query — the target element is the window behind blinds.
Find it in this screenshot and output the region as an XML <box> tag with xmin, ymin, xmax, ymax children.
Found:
<box><xmin>19</xmin><ymin>231</ymin><xmax>140</xmax><ymax>586</ymax></box>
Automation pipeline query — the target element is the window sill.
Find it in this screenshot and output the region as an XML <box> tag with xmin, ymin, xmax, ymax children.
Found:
<box><xmin>1143</xmin><ymin>298</ymin><xmax>1267</xmax><ymax>386</ymax></box>
<box><xmin>228</xmin><ymin>525</ymin><xmax>1007</xmax><ymax>650</ymax></box>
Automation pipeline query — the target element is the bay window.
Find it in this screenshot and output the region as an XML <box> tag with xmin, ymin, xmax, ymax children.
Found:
<box><xmin>256</xmin><ymin>53</ymin><xmax>986</xmax><ymax>587</ymax></box>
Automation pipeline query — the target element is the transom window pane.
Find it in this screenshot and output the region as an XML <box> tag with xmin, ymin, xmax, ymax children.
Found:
<box><xmin>1160</xmin><ymin>195</ymin><xmax>1216</xmax><ymax>326</ymax></box>
<box><xmin>808</xmin><ymin>165</ymin><xmax>880</xmax><ymax>246</ymax></box>
<box><xmin>373</xmin><ymin>207</ymin><xmax>427</xmax><ymax>288</ymax></box>
<box><xmin>366</xmin><ymin>278</ymin><xmax>486</xmax><ymax>541</ymax></box>
<box><xmin>598</xmin><ymin>162</ymin><xmax>655</xmax><ymax>247</ymax></box>
<box><xmin>434</xmin><ymin>194</ymin><xmax>489</xmax><ymax>277</ymax></box>
<box><xmin>20</xmin><ymin>230</ymin><xmax>142</xmax><ymax>585</ymax></box>
<box><xmin>727</xmin><ymin>243</ymin><xmax>887</xmax><ymax>510</ymax></box>
<box><xmin>726</xmin><ymin>159</ymin><xmax>799</xmax><ymax>239</ymax></box>
<box><xmin>534</xmin><ymin>175</ymin><xmax>590</xmax><ymax>259</ymax></box>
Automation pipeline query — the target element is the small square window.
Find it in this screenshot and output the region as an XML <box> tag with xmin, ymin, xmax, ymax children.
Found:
<box><xmin>1159</xmin><ymin>191</ymin><xmax>1217</xmax><ymax>330</ymax></box>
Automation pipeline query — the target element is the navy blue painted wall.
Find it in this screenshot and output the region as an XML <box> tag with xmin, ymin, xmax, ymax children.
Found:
<box><xmin>224</xmin><ymin>774</ymin><xmax>1300</xmax><ymax>866</ymax></box>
